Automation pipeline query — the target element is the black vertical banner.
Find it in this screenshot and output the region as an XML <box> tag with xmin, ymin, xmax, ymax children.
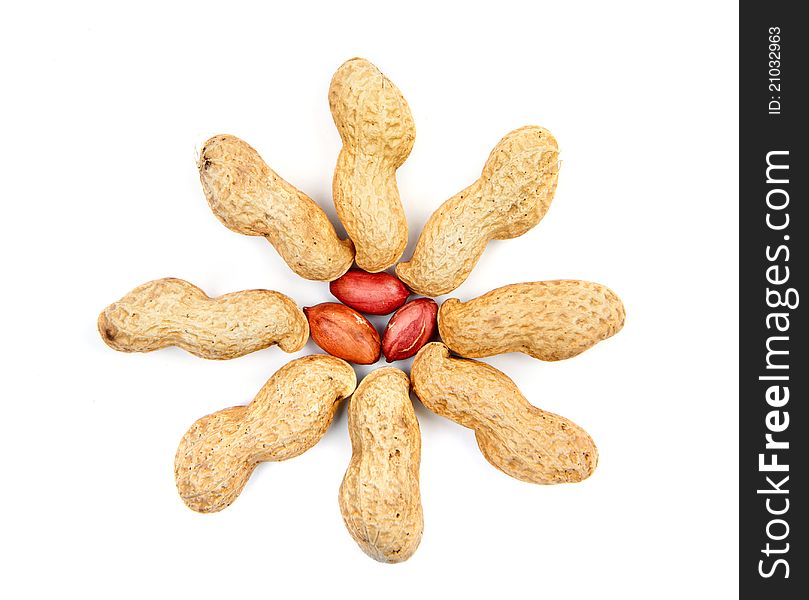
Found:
<box><xmin>740</xmin><ymin>3</ymin><xmax>806</xmax><ymax>598</ymax></box>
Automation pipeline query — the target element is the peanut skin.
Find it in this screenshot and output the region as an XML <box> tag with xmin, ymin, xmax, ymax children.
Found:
<box><xmin>304</xmin><ymin>303</ymin><xmax>381</xmax><ymax>365</ymax></box>
<box><xmin>411</xmin><ymin>343</ymin><xmax>597</xmax><ymax>484</ymax></box>
<box><xmin>330</xmin><ymin>58</ymin><xmax>414</xmax><ymax>272</ymax></box>
<box><xmin>396</xmin><ymin>126</ymin><xmax>559</xmax><ymax>296</ymax></box>
<box><xmin>438</xmin><ymin>280</ymin><xmax>625</xmax><ymax>361</ymax></box>
<box><xmin>340</xmin><ymin>368</ymin><xmax>423</xmax><ymax>563</ymax></box>
<box><xmin>175</xmin><ymin>355</ymin><xmax>356</xmax><ymax>513</ymax></box>
<box><xmin>198</xmin><ymin>134</ymin><xmax>354</xmax><ymax>281</ymax></box>
<box><xmin>98</xmin><ymin>278</ymin><xmax>308</xmax><ymax>359</ymax></box>
<box><xmin>382</xmin><ymin>298</ymin><xmax>438</xmax><ymax>362</ymax></box>
<box><xmin>329</xmin><ymin>269</ymin><xmax>410</xmax><ymax>315</ymax></box>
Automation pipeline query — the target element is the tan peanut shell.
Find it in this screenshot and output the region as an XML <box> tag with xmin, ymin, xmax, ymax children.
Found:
<box><xmin>98</xmin><ymin>278</ymin><xmax>308</xmax><ymax>359</ymax></box>
<box><xmin>396</xmin><ymin>126</ymin><xmax>559</xmax><ymax>296</ymax></box>
<box><xmin>330</xmin><ymin>58</ymin><xmax>414</xmax><ymax>272</ymax></box>
<box><xmin>438</xmin><ymin>280</ymin><xmax>625</xmax><ymax>361</ymax></box>
<box><xmin>175</xmin><ymin>355</ymin><xmax>356</xmax><ymax>513</ymax></box>
<box><xmin>198</xmin><ymin>134</ymin><xmax>354</xmax><ymax>281</ymax></box>
<box><xmin>411</xmin><ymin>343</ymin><xmax>597</xmax><ymax>484</ymax></box>
<box><xmin>340</xmin><ymin>368</ymin><xmax>423</xmax><ymax>563</ymax></box>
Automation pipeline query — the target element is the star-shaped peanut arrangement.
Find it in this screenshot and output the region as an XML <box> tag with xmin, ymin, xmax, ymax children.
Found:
<box><xmin>98</xmin><ymin>57</ymin><xmax>625</xmax><ymax>563</ymax></box>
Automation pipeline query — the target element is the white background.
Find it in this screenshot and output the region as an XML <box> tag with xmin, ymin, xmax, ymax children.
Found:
<box><xmin>0</xmin><ymin>1</ymin><xmax>739</xmax><ymax>598</ymax></box>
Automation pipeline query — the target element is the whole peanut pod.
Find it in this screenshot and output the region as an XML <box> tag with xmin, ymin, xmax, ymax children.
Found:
<box><xmin>381</xmin><ymin>298</ymin><xmax>438</xmax><ymax>362</ymax></box>
<box><xmin>175</xmin><ymin>355</ymin><xmax>356</xmax><ymax>513</ymax></box>
<box><xmin>438</xmin><ymin>280</ymin><xmax>625</xmax><ymax>361</ymax></box>
<box><xmin>330</xmin><ymin>58</ymin><xmax>415</xmax><ymax>272</ymax></box>
<box><xmin>304</xmin><ymin>303</ymin><xmax>381</xmax><ymax>364</ymax></box>
<box><xmin>340</xmin><ymin>368</ymin><xmax>423</xmax><ymax>563</ymax></box>
<box><xmin>98</xmin><ymin>278</ymin><xmax>308</xmax><ymax>359</ymax></box>
<box><xmin>198</xmin><ymin>134</ymin><xmax>354</xmax><ymax>281</ymax></box>
<box><xmin>329</xmin><ymin>269</ymin><xmax>410</xmax><ymax>315</ymax></box>
<box><xmin>396</xmin><ymin>126</ymin><xmax>559</xmax><ymax>296</ymax></box>
<box><xmin>411</xmin><ymin>343</ymin><xmax>597</xmax><ymax>484</ymax></box>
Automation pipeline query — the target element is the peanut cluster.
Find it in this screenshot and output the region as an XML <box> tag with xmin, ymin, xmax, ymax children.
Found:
<box><xmin>98</xmin><ymin>57</ymin><xmax>624</xmax><ymax>563</ymax></box>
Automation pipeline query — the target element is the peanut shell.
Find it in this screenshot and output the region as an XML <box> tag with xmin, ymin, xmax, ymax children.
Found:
<box><xmin>411</xmin><ymin>343</ymin><xmax>597</xmax><ymax>484</ymax></box>
<box><xmin>98</xmin><ymin>278</ymin><xmax>308</xmax><ymax>359</ymax></box>
<box><xmin>330</xmin><ymin>58</ymin><xmax>414</xmax><ymax>272</ymax></box>
<box><xmin>340</xmin><ymin>368</ymin><xmax>423</xmax><ymax>563</ymax></box>
<box><xmin>438</xmin><ymin>280</ymin><xmax>625</xmax><ymax>361</ymax></box>
<box><xmin>175</xmin><ymin>355</ymin><xmax>356</xmax><ymax>513</ymax></box>
<box><xmin>396</xmin><ymin>126</ymin><xmax>558</xmax><ymax>296</ymax></box>
<box><xmin>199</xmin><ymin>134</ymin><xmax>354</xmax><ymax>281</ymax></box>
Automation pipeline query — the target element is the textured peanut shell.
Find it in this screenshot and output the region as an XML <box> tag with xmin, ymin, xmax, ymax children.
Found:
<box><xmin>438</xmin><ymin>280</ymin><xmax>625</xmax><ymax>361</ymax></box>
<box><xmin>98</xmin><ymin>278</ymin><xmax>308</xmax><ymax>359</ymax></box>
<box><xmin>175</xmin><ymin>355</ymin><xmax>356</xmax><ymax>513</ymax></box>
<box><xmin>340</xmin><ymin>368</ymin><xmax>423</xmax><ymax>563</ymax></box>
<box><xmin>199</xmin><ymin>134</ymin><xmax>354</xmax><ymax>281</ymax></box>
<box><xmin>330</xmin><ymin>58</ymin><xmax>414</xmax><ymax>272</ymax></box>
<box><xmin>411</xmin><ymin>343</ymin><xmax>597</xmax><ymax>484</ymax></box>
<box><xmin>396</xmin><ymin>126</ymin><xmax>559</xmax><ymax>296</ymax></box>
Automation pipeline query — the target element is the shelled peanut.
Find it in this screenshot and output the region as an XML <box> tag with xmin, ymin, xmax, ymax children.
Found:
<box><xmin>304</xmin><ymin>303</ymin><xmax>381</xmax><ymax>364</ymax></box>
<box><xmin>382</xmin><ymin>298</ymin><xmax>438</xmax><ymax>362</ymax></box>
<box><xmin>330</xmin><ymin>269</ymin><xmax>409</xmax><ymax>314</ymax></box>
<box><xmin>309</xmin><ymin>269</ymin><xmax>438</xmax><ymax>365</ymax></box>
